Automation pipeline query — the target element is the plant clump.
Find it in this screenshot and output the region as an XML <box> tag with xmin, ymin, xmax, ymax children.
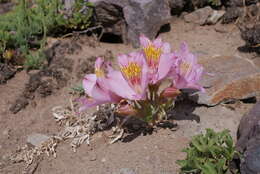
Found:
<box><xmin>0</xmin><ymin>0</ymin><xmax>94</xmax><ymax>69</ymax></box>
<box><xmin>177</xmin><ymin>129</ymin><xmax>238</xmax><ymax>174</ymax></box>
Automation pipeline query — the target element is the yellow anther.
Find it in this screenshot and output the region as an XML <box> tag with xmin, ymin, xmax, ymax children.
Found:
<box><xmin>121</xmin><ymin>62</ymin><xmax>141</xmax><ymax>79</ymax></box>
<box><xmin>180</xmin><ymin>61</ymin><xmax>192</xmax><ymax>74</ymax></box>
<box><xmin>95</xmin><ymin>68</ymin><xmax>105</xmax><ymax>77</ymax></box>
<box><xmin>144</xmin><ymin>45</ymin><xmax>162</xmax><ymax>63</ymax></box>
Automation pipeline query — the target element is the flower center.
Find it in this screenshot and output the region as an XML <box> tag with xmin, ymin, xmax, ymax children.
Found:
<box><xmin>95</xmin><ymin>68</ymin><xmax>105</xmax><ymax>78</ymax></box>
<box><xmin>144</xmin><ymin>45</ymin><xmax>161</xmax><ymax>67</ymax></box>
<box><xmin>121</xmin><ymin>62</ymin><xmax>141</xmax><ymax>84</ymax></box>
<box><xmin>180</xmin><ymin>61</ymin><xmax>192</xmax><ymax>74</ymax></box>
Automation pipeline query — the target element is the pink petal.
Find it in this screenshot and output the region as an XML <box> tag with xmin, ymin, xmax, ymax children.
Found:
<box><xmin>161</xmin><ymin>42</ymin><xmax>171</xmax><ymax>53</ymax></box>
<box><xmin>91</xmin><ymin>84</ymin><xmax>112</xmax><ymax>102</ymax></box>
<box><xmin>78</xmin><ymin>97</ymin><xmax>107</xmax><ymax>112</ymax></box>
<box><xmin>83</xmin><ymin>74</ymin><xmax>97</xmax><ymax>96</ymax></box>
<box><xmin>153</xmin><ymin>37</ymin><xmax>163</xmax><ymax>48</ymax></box>
<box><xmin>140</xmin><ymin>34</ymin><xmax>151</xmax><ymax>48</ymax></box>
<box><xmin>107</xmin><ymin>70</ymin><xmax>141</xmax><ymax>100</ymax></box>
<box><xmin>157</xmin><ymin>53</ymin><xmax>175</xmax><ymax>82</ymax></box>
<box><xmin>117</xmin><ymin>54</ymin><xmax>129</xmax><ymax>67</ymax></box>
<box><xmin>95</xmin><ymin>57</ymin><xmax>104</xmax><ymax>69</ymax></box>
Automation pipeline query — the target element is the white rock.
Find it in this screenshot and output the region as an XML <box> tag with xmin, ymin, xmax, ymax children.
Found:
<box><xmin>27</xmin><ymin>133</ymin><xmax>49</xmax><ymax>147</ymax></box>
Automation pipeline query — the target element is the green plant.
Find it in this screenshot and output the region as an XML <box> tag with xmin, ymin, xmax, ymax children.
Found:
<box><xmin>0</xmin><ymin>0</ymin><xmax>94</xmax><ymax>69</ymax></box>
<box><xmin>177</xmin><ymin>129</ymin><xmax>238</xmax><ymax>174</ymax></box>
<box><xmin>24</xmin><ymin>50</ymin><xmax>46</xmax><ymax>70</ymax></box>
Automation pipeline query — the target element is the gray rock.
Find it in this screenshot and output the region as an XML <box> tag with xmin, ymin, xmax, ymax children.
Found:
<box><xmin>90</xmin><ymin>0</ymin><xmax>171</xmax><ymax>48</ymax></box>
<box><xmin>27</xmin><ymin>133</ymin><xmax>49</xmax><ymax>147</ymax></box>
<box><xmin>206</xmin><ymin>10</ymin><xmax>225</xmax><ymax>25</ymax></box>
<box><xmin>184</xmin><ymin>6</ymin><xmax>213</xmax><ymax>25</ymax></box>
<box><xmin>236</xmin><ymin>102</ymin><xmax>260</xmax><ymax>174</ymax></box>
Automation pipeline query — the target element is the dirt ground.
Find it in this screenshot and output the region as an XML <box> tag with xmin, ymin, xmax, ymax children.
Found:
<box><xmin>0</xmin><ymin>18</ymin><xmax>257</xmax><ymax>174</ymax></box>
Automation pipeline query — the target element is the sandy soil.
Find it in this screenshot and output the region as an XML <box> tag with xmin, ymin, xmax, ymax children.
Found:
<box><xmin>0</xmin><ymin>18</ymin><xmax>256</xmax><ymax>174</ymax></box>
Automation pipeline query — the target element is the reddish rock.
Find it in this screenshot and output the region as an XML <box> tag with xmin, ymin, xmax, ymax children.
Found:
<box><xmin>192</xmin><ymin>56</ymin><xmax>260</xmax><ymax>105</ymax></box>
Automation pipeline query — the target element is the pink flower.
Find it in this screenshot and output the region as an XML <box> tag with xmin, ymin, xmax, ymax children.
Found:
<box><xmin>140</xmin><ymin>35</ymin><xmax>175</xmax><ymax>84</ymax></box>
<box><xmin>79</xmin><ymin>58</ymin><xmax>121</xmax><ymax>111</ymax></box>
<box><xmin>160</xmin><ymin>86</ymin><xmax>181</xmax><ymax>99</ymax></box>
<box><xmin>173</xmin><ymin>42</ymin><xmax>205</xmax><ymax>92</ymax></box>
<box><xmin>107</xmin><ymin>51</ymin><xmax>149</xmax><ymax>100</ymax></box>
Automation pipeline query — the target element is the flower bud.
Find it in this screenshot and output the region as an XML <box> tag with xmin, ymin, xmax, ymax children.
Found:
<box><xmin>160</xmin><ymin>86</ymin><xmax>181</xmax><ymax>99</ymax></box>
<box><xmin>116</xmin><ymin>102</ymin><xmax>137</xmax><ymax>116</ymax></box>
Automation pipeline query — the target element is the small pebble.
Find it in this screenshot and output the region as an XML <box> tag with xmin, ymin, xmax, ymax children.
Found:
<box><xmin>89</xmin><ymin>154</ymin><xmax>97</xmax><ymax>161</ymax></box>
<box><xmin>3</xmin><ymin>129</ymin><xmax>10</xmax><ymax>136</ymax></box>
<box><xmin>101</xmin><ymin>157</ymin><xmax>106</xmax><ymax>163</ymax></box>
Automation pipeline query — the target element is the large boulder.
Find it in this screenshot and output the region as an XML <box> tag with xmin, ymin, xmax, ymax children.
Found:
<box><xmin>90</xmin><ymin>0</ymin><xmax>171</xmax><ymax>48</ymax></box>
<box><xmin>236</xmin><ymin>102</ymin><xmax>260</xmax><ymax>174</ymax></box>
<box><xmin>188</xmin><ymin>56</ymin><xmax>260</xmax><ymax>106</ymax></box>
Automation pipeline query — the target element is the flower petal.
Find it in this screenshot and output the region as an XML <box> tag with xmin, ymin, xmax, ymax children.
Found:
<box><xmin>153</xmin><ymin>37</ymin><xmax>163</xmax><ymax>48</ymax></box>
<box><xmin>157</xmin><ymin>53</ymin><xmax>175</xmax><ymax>82</ymax></box>
<box><xmin>83</xmin><ymin>74</ymin><xmax>97</xmax><ymax>96</ymax></box>
<box><xmin>140</xmin><ymin>34</ymin><xmax>151</xmax><ymax>48</ymax></box>
<box><xmin>95</xmin><ymin>57</ymin><xmax>104</xmax><ymax>69</ymax></box>
<box><xmin>107</xmin><ymin>70</ymin><xmax>141</xmax><ymax>100</ymax></box>
<box><xmin>78</xmin><ymin>97</ymin><xmax>107</xmax><ymax>112</ymax></box>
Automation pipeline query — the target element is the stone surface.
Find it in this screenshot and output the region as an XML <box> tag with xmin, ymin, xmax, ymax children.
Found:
<box><xmin>118</xmin><ymin>168</ymin><xmax>136</xmax><ymax>174</ymax></box>
<box><xmin>206</xmin><ymin>10</ymin><xmax>225</xmax><ymax>25</ymax></box>
<box><xmin>235</xmin><ymin>102</ymin><xmax>260</xmax><ymax>174</ymax></box>
<box><xmin>90</xmin><ymin>0</ymin><xmax>171</xmax><ymax>48</ymax></box>
<box><xmin>190</xmin><ymin>56</ymin><xmax>260</xmax><ymax>105</ymax></box>
<box><xmin>184</xmin><ymin>6</ymin><xmax>213</xmax><ymax>25</ymax></box>
<box><xmin>27</xmin><ymin>133</ymin><xmax>49</xmax><ymax>147</ymax></box>
<box><xmin>222</xmin><ymin>7</ymin><xmax>243</xmax><ymax>24</ymax></box>
<box><xmin>168</xmin><ymin>0</ymin><xmax>186</xmax><ymax>15</ymax></box>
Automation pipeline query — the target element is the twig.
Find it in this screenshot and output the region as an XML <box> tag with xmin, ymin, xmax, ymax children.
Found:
<box><xmin>61</xmin><ymin>25</ymin><xmax>103</xmax><ymax>39</ymax></box>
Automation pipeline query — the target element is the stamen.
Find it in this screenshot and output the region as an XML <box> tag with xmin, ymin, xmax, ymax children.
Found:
<box><xmin>180</xmin><ymin>61</ymin><xmax>192</xmax><ymax>74</ymax></box>
<box><xmin>121</xmin><ymin>62</ymin><xmax>141</xmax><ymax>84</ymax></box>
<box><xmin>95</xmin><ymin>68</ymin><xmax>105</xmax><ymax>77</ymax></box>
<box><xmin>144</xmin><ymin>45</ymin><xmax>162</xmax><ymax>66</ymax></box>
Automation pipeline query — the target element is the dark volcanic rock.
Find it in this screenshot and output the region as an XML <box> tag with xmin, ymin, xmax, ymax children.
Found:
<box><xmin>240</xmin><ymin>24</ymin><xmax>260</xmax><ymax>47</ymax></box>
<box><xmin>222</xmin><ymin>7</ymin><xmax>243</xmax><ymax>24</ymax></box>
<box><xmin>226</xmin><ymin>0</ymin><xmax>258</xmax><ymax>7</ymax></box>
<box><xmin>9</xmin><ymin>97</ymin><xmax>29</xmax><ymax>114</ymax></box>
<box><xmin>90</xmin><ymin>0</ymin><xmax>171</xmax><ymax>48</ymax></box>
<box><xmin>0</xmin><ymin>63</ymin><xmax>16</xmax><ymax>84</ymax></box>
<box><xmin>236</xmin><ymin>102</ymin><xmax>260</xmax><ymax>174</ymax></box>
<box><xmin>168</xmin><ymin>0</ymin><xmax>186</xmax><ymax>15</ymax></box>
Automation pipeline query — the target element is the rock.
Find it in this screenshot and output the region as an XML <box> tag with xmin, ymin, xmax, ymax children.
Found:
<box><xmin>206</xmin><ymin>10</ymin><xmax>225</xmax><ymax>25</ymax></box>
<box><xmin>94</xmin><ymin>1</ymin><xmax>126</xmax><ymax>40</ymax></box>
<box><xmin>2</xmin><ymin>129</ymin><xmax>10</xmax><ymax>136</ymax></box>
<box><xmin>235</xmin><ymin>102</ymin><xmax>260</xmax><ymax>174</ymax></box>
<box><xmin>190</xmin><ymin>56</ymin><xmax>260</xmax><ymax>105</ymax></box>
<box><xmin>226</xmin><ymin>0</ymin><xmax>258</xmax><ymax>7</ymax></box>
<box><xmin>119</xmin><ymin>168</ymin><xmax>136</xmax><ymax>174</ymax></box>
<box><xmin>0</xmin><ymin>63</ymin><xmax>16</xmax><ymax>84</ymax></box>
<box><xmin>101</xmin><ymin>157</ymin><xmax>106</xmax><ymax>163</ymax></box>
<box><xmin>240</xmin><ymin>24</ymin><xmax>260</xmax><ymax>53</ymax></box>
<box><xmin>222</xmin><ymin>7</ymin><xmax>243</xmax><ymax>24</ymax></box>
<box><xmin>27</xmin><ymin>133</ymin><xmax>49</xmax><ymax>147</ymax></box>
<box><xmin>184</xmin><ymin>6</ymin><xmax>213</xmax><ymax>25</ymax></box>
<box><xmin>90</xmin><ymin>0</ymin><xmax>171</xmax><ymax>48</ymax></box>
<box><xmin>191</xmin><ymin>0</ymin><xmax>209</xmax><ymax>8</ymax></box>
<box><xmin>9</xmin><ymin>97</ymin><xmax>29</xmax><ymax>114</ymax></box>
<box><xmin>168</xmin><ymin>0</ymin><xmax>186</xmax><ymax>15</ymax></box>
